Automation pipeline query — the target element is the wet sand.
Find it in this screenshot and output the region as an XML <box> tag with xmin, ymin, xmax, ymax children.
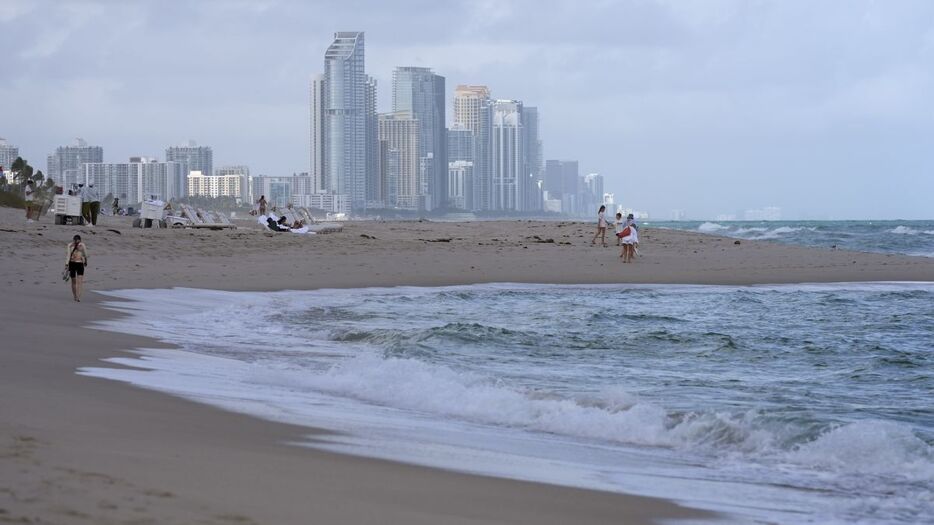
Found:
<box><xmin>2</xmin><ymin>206</ymin><xmax>931</xmax><ymax>524</ymax></box>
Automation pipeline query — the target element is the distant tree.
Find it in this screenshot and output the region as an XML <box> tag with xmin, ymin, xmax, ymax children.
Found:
<box><xmin>12</xmin><ymin>158</ymin><xmax>34</xmax><ymax>185</ymax></box>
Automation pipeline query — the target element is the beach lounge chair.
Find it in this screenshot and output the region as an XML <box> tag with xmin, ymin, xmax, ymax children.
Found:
<box><xmin>297</xmin><ymin>207</ymin><xmax>316</xmax><ymax>224</ymax></box>
<box><xmin>176</xmin><ymin>204</ymin><xmax>236</xmax><ymax>229</ymax></box>
<box><xmin>198</xmin><ymin>208</ymin><xmax>236</xmax><ymax>229</ymax></box>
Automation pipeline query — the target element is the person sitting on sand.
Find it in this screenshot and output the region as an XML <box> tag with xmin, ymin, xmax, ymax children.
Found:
<box><xmin>591</xmin><ymin>205</ymin><xmax>608</xmax><ymax>247</ymax></box>
<box><xmin>65</xmin><ymin>234</ymin><xmax>89</xmax><ymax>302</ymax></box>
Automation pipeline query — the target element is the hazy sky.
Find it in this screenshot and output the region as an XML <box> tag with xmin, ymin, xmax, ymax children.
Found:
<box><xmin>2</xmin><ymin>0</ymin><xmax>932</xmax><ymax>219</ymax></box>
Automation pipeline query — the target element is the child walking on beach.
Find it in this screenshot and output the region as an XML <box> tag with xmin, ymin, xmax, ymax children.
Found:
<box><xmin>591</xmin><ymin>205</ymin><xmax>608</xmax><ymax>247</ymax></box>
<box><xmin>614</xmin><ymin>212</ymin><xmax>624</xmax><ymax>245</ymax></box>
<box><xmin>65</xmin><ymin>235</ymin><xmax>88</xmax><ymax>302</ymax></box>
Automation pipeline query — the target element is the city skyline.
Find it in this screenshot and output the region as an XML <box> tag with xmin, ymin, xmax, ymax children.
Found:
<box><xmin>2</xmin><ymin>1</ymin><xmax>933</xmax><ymax>219</ymax></box>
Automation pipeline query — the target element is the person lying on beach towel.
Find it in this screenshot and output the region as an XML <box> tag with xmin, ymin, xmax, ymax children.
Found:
<box><xmin>260</xmin><ymin>214</ymin><xmax>314</xmax><ymax>234</ymax></box>
<box><xmin>266</xmin><ymin>216</ymin><xmax>290</xmax><ymax>232</ymax></box>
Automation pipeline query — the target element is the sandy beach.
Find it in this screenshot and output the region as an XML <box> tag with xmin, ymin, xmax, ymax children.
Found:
<box><xmin>2</xmin><ymin>206</ymin><xmax>932</xmax><ymax>524</ymax></box>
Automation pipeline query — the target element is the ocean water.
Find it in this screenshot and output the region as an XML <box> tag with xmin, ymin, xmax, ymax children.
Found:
<box><xmin>652</xmin><ymin>220</ymin><xmax>934</xmax><ymax>257</ymax></box>
<box><xmin>82</xmin><ymin>283</ymin><xmax>933</xmax><ymax>524</ymax></box>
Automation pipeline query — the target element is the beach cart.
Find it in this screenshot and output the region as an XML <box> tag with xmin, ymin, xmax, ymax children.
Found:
<box><xmin>133</xmin><ymin>199</ymin><xmax>169</xmax><ymax>228</ymax></box>
<box><xmin>53</xmin><ymin>195</ymin><xmax>85</xmax><ymax>225</ymax></box>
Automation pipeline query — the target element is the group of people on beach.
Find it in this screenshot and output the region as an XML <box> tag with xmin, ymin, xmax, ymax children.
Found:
<box><xmin>25</xmin><ymin>178</ymin><xmax>113</xmax><ymax>226</ymax></box>
<box><xmin>591</xmin><ymin>205</ymin><xmax>640</xmax><ymax>262</ymax></box>
<box><xmin>61</xmin><ymin>182</ymin><xmax>104</xmax><ymax>226</ymax></box>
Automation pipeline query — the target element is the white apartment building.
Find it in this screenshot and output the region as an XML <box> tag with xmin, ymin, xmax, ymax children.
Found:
<box><xmin>0</xmin><ymin>138</ymin><xmax>19</xmax><ymax>173</ymax></box>
<box><xmin>187</xmin><ymin>170</ymin><xmax>244</xmax><ymax>200</ymax></box>
<box><xmin>82</xmin><ymin>158</ymin><xmax>186</xmax><ymax>204</ymax></box>
<box><xmin>291</xmin><ymin>193</ymin><xmax>349</xmax><ymax>214</ymax></box>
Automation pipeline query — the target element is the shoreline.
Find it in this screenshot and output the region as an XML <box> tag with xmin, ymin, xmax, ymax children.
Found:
<box><xmin>3</xmin><ymin>207</ymin><xmax>933</xmax><ymax>524</ymax></box>
<box><xmin>2</xmin><ymin>286</ymin><xmax>713</xmax><ymax>525</ymax></box>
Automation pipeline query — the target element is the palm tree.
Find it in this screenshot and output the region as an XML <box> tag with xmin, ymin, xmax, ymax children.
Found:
<box><xmin>10</xmin><ymin>157</ymin><xmax>24</xmax><ymax>183</ymax></box>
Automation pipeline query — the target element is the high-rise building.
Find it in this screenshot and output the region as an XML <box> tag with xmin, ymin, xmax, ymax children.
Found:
<box><xmin>188</xmin><ymin>171</ymin><xmax>245</xmax><ymax>200</ymax></box>
<box><xmin>447</xmin><ymin>160</ymin><xmax>473</xmax><ymax>210</ymax></box>
<box><xmin>544</xmin><ymin>159</ymin><xmax>580</xmax><ymax>214</ymax></box>
<box><xmin>447</xmin><ymin>124</ymin><xmax>475</xmax><ymax>164</ymax></box>
<box><xmin>447</xmin><ymin>125</ymin><xmax>476</xmax><ymax>210</ymax></box>
<box><xmin>365</xmin><ymin>75</ymin><xmax>380</xmax><ymax>206</ymax></box>
<box><xmin>165</xmin><ymin>141</ymin><xmax>213</xmax><ymax>179</ymax></box>
<box><xmin>309</xmin><ymin>74</ymin><xmax>326</xmax><ymax>193</ymax></box>
<box><xmin>379</xmin><ymin>141</ymin><xmax>400</xmax><ymax>207</ymax></box>
<box><xmin>82</xmin><ymin>164</ymin><xmax>134</xmax><ymax>204</ymax></box>
<box><xmin>522</xmin><ymin>106</ymin><xmax>543</xmax><ymax>211</ymax></box>
<box><xmin>583</xmin><ymin>173</ymin><xmax>604</xmax><ymax>214</ymax></box>
<box><xmin>490</xmin><ymin>100</ymin><xmax>525</xmax><ymax>212</ymax></box>
<box><xmin>378</xmin><ymin>112</ymin><xmax>420</xmax><ymax>209</ymax></box>
<box><xmin>47</xmin><ymin>138</ymin><xmax>104</xmax><ymax>187</ymax></box>
<box><xmin>392</xmin><ymin>67</ymin><xmax>446</xmax><ymax>210</ymax></box>
<box><xmin>0</xmin><ymin>138</ymin><xmax>19</xmax><ymax>174</ymax></box>
<box><xmin>453</xmin><ymin>85</ymin><xmax>492</xmax><ymax>211</ymax></box>
<box><xmin>453</xmin><ymin>85</ymin><xmax>491</xmax><ymax>132</ymax></box>
<box><xmin>322</xmin><ymin>31</ymin><xmax>374</xmax><ymax>213</ymax></box>
<box><xmin>82</xmin><ymin>158</ymin><xmax>186</xmax><ymax>204</ymax></box>
<box><xmin>194</xmin><ymin>165</ymin><xmax>252</xmax><ymax>203</ymax></box>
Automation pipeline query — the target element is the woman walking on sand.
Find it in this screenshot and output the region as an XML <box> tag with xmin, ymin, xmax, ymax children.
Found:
<box><xmin>591</xmin><ymin>205</ymin><xmax>608</xmax><ymax>247</ymax></box>
<box><xmin>257</xmin><ymin>195</ymin><xmax>267</xmax><ymax>216</ymax></box>
<box><xmin>65</xmin><ymin>234</ymin><xmax>89</xmax><ymax>302</ymax></box>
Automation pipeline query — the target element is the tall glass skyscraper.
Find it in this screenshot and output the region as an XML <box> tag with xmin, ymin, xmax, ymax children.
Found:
<box><xmin>453</xmin><ymin>85</ymin><xmax>492</xmax><ymax>212</ymax></box>
<box><xmin>309</xmin><ymin>73</ymin><xmax>326</xmax><ymax>194</ymax></box>
<box><xmin>521</xmin><ymin>106</ymin><xmax>543</xmax><ymax>211</ymax></box>
<box><xmin>323</xmin><ymin>31</ymin><xmax>374</xmax><ymax>213</ymax></box>
<box><xmin>392</xmin><ymin>67</ymin><xmax>446</xmax><ymax>211</ymax></box>
<box><xmin>491</xmin><ymin>100</ymin><xmax>525</xmax><ymax>212</ymax></box>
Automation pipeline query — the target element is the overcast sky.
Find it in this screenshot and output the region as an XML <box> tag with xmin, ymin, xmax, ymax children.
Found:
<box><xmin>2</xmin><ymin>0</ymin><xmax>932</xmax><ymax>219</ymax></box>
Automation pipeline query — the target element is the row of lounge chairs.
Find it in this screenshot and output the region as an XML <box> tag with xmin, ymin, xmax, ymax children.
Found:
<box><xmin>167</xmin><ymin>204</ymin><xmax>237</xmax><ymax>229</ymax></box>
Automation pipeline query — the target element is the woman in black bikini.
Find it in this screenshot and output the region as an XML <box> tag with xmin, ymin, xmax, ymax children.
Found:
<box><xmin>65</xmin><ymin>235</ymin><xmax>89</xmax><ymax>302</ymax></box>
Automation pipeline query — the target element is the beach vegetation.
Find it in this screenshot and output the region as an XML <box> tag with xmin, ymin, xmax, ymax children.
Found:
<box><xmin>0</xmin><ymin>157</ymin><xmax>57</xmax><ymax>209</ymax></box>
